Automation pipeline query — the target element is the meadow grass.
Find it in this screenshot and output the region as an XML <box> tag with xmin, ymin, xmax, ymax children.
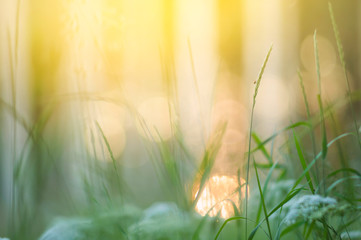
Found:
<box><xmin>1</xmin><ymin>2</ymin><xmax>361</xmax><ymax>240</ymax></box>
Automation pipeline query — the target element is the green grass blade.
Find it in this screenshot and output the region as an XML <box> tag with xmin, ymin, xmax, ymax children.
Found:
<box><xmin>326</xmin><ymin>175</ymin><xmax>360</xmax><ymax>196</ymax></box>
<box><xmin>291</xmin><ymin>132</ymin><xmax>354</xmax><ymax>193</ymax></box>
<box><xmin>337</xmin><ymin>214</ymin><xmax>361</xmax><ymax>232</ymax></box>
<box><xmin>254</xmin><ymin>163</ymin><xmax>285</xmax><ymax>169</ymax></box>
<box><xmin>192</xmin><ymin>124</ymin><xmax>226</xmax><ymax>209</ymax></box>
<box><xmin>245</xmin><ymin>44</ymin><xmax>273</xmax><ymax>238</ymax></box>
<box><xmin>314</xmin><ymin>30</ymin><xmax>321</xmax><ymax>95</ymax></box>
<box><xmin>268</xmin><ymin>188</ymin><xmax>303</xmax><ymax>217</ymax></box>
<box><xmin>214</xmin><ymin>217</ymin><xmax>270</xmax><ymax>240</ymax></box>
<box><xmin>280</xmin><ymin>220</ymin><xmax>305</xmax><ymax>238</ymax></box>
<box><xmin>252</xmin><ymin>45</ymin><xmax>273</xmax><ymax>107</ymax></box>
<box><xmin>250</xmin><ymin>121</ymin><xmax>311</xmax><ymax>153</ymax></box>
<box><xmin>292</xmin><ymin>130</ymin><xmax>315</xmax><ymax>194</ymax></box>
<box><xmin>96</xmin><ymin>121</ymin><xmax>117</xmax><ymax>171</ymax></box>
<box><xmin>329</xmin><ymin>2</ymin><xmax>361</xmax><ymax>150</ymax></box>
<box><xmin>254</xmin><ymin>158</ymin><xmax>273</xmax><ymax>240</ymax></box>
<box><xmin>317</xmin><ymin>95</ymin><xmax>328</xmax><ymax>160</ymax></box>
<box><xmin>248</xmin><ymin>223</ymin><xmax>264</xmax><ymax>240</ymax></box>
<box><xmin>304</xmin><ymin>221</ymin><xmax>315</xmax><ymax>240</ymax></box>
<box><xmin>262</xmin><ymin>162</ymin><xmax>279</xmax><ymax>199</ymax></box>
<box><xmin>328</xmin><ymin>110</ymin><xmax>355</xmax><ymax>196</ymax></box>
<box><xmin>95</xmin><ymin>121</ymin><xmax>123</xmax><ymax>194</ymax></box>
<box><xmin>194</xmin><ymin>199</ymin><xmax>241</xmax><ymax>240</ymax></box>
<box><xmin>328</xmin><ymin>2</ymin><xmax>345</xmax><ymax>70</ymax></box>
<box><xmin>329</xmin><ymin>110</ymin><xmax>349</xmax><ymax>170</ymax></box>
<box><xmin>297</xmin><ymin>70</ymin><xmax>311</xmax><ymax>120</ymax></box>
<box><xmin>314</xmin><ymin>31</ymin><xmax>328</xmax><ymax>160</ymax></box>
<box><xmin>249</xmin><ymin>188</ymin><xmax>303</xmax><ymax>240</ymax></box>
<box><xmin>252</xmin><ymin>132</ymin><xmax>273</xmax><ymax>164</ymax></box>
<box><xmin>214</xmin><ymin>217</ymin><xmax>247</xmax><ymax>240</ymax></box>
<box><xmin>327</xmin><ymin>168</ymin><xmax>361</xmax><ymax>179</ymax></box>
<box><xmin>298</xmin><ymin>70</ymin><xmax>319</xmax><ymax>184</ymax></box>
<box><xmin>255</xmin><ymin>162</ymin><xmax>279</xmax><ymax>225</ymax></box>
<box><xmin>314</xmin><ymin>30</ymin><xmax>328</xmax><ymax>194</ymax></box>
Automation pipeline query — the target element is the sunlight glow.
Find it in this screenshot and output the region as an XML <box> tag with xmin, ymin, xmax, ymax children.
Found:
<box><xmin>194</xmin><ymin>175</ymin><xmax>247</xmax><ymax>219</ymax></box>
<box><xmin>84</xmin><ymin>103</ymin><xmax>126</xmax><ymax>162</ymax></box>
<box><xmin>300</xmin><ymin>34</ymin><xmax>337</xmax><ymax>76</ymax></box>
<box><xmin>136</xmin><ymin>97</ymin><xmax>174</xmax><ymax>142</ymax></box>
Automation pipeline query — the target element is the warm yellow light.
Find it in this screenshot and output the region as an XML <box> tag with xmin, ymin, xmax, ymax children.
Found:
<box><xmin>136</xmin><ymin>97</ymin><xmax>174</xmax><ymax>142</ymax></box>
<box><xmin>300</xmin><ymin>34</ymin><xmax>337</xmax><ymax>76</ymax></box>
<box><xmin>211</xmin><ymin>99</ymin><xmax>247</xmax><ymax>132</ymax></box>
<box><xmin>194</xmin><ymin>175</ymin><xmax>247</xmax><ymax>219</ymax></box>
<box><xmin>84</xmin><ymin>103</ymin><xmax>126</xmax><ymax>162</ymax></box>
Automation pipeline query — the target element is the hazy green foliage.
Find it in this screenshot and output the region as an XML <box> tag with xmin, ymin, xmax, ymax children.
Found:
<box><xmin>1</xmin><ymin>3</ymin><xmax>361</xmax><ymax>240</ymax></box>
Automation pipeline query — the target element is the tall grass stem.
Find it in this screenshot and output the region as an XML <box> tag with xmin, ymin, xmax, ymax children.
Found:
<box><xmin>245</xmin><ymin>45</ymin><xmax>273</xmax><ymax>238</ymax></box>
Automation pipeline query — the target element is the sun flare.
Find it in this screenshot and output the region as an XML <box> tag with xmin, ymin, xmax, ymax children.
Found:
<box><xmin>194</xmin><ymin>175</ymin><xmax>247</xmax><ymax>219</ymax></box>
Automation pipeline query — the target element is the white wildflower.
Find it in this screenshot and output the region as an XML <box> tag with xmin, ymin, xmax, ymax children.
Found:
<box><xmin>128</xmin><ymin>202</ymin><xmax>196</xmax><ymax>240</ymax></box>
<box><xmin>39</xmin><ymin>218</ymin><xmax>91</xmax><ymax>240</ymax></box>
<box><xmin>142</xmin><ymin>202</ymin><xmax>180</xmax><ymax>220</ymax></box>
<box><xmin>284</xmin><ymin>195</ymin><xmax>337</xmax><ymax>225</ymax></box>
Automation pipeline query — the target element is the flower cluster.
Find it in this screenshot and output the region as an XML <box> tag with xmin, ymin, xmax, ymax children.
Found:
<box><xmin>284</xmin><ymin>195</ymin><xmax>337</xmax><ymax>225</ymax></box>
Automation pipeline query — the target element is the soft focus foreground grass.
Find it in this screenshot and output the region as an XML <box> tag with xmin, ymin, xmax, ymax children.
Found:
<box><xmin>1</xmin><ymin>2</ymin><xmax>361</xmax><ymax>240</ymax></box>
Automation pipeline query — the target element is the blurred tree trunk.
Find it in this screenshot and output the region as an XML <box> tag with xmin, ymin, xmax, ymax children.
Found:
<box><xmin>13</xmin><ymin>0</ymin><xmax>65</xmax><ymax>238</ymax></box>
<box><xmin>216</xmin><ymin>0</ymin><xmax>243</xmax><ymax>101</ymax></box>
<box><xmin>29</xmin><ymin>0</ymin><xmax>63</xmax><ymax>196</ymax></box>
<box><xmin>0</xmin><ymin>0</ymin><xmax>32</xmax><ymax>238</ymax></box>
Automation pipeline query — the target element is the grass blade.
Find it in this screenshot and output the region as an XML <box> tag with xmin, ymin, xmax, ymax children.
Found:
<box><xmin>214</xmin><ymin>217</ymin><xmax>247</xmax><ymax>240</ymax></box>
<box><xmin>245</xmin><ymin>44</ymin><xmax>273</xmax><ymax>238</ymax></box>
<box><xmin>326</xmin><ymin>175</ymin><xmax>360</xmax><ymax>196</ymax></box>
<box><xmin>194</xmin><ymin>198</ymin><xmax>241</xmax><ymax>240</ymax></box>
<box><xmin>314</xmin><ymin>30</ymin><xmax>328</xmax><ymax>194</ymax></box>
<box><xmin>298</xmin><ymin>71</ymin><xmax>319</xmax><ymax>184</ymax></box>
<box><xmin>327</xmin><ymin>168</ymin><xmax>361</xmax><ymax>179</ymax></box>
<box><xmin>313</xmin><ymin>30</ymin><xmax>328</xmax><ymax>160</ymax></box>
<box><xmin>95</xmin><ymin>121</ymin><xmax>123</xmax><ymax>194</ymax></box>
<box><xmin>297</xmin><ymin>71</ymin><xmax>311</xmax><ymax>120</ymax></box>
<box><xmin>192</xmin><ymin>124</ymin><xmax>226</xmax><ymax>209</ymax></box>
<box><xmin>291</xmin><ymin>132</ymin><xmax>354</xmax><ymax>193</ymax></box>
<box><xmin>214</xmin><ymin>217</ymin><xmax>270</xmax><ymax>240</ymax></box>
<box><xmin>292</xmin><ymin>130</ymin><xmax>315</xmax><ymax>194</ymax></box>
<box><xmin>268</xmin><ymin>188</ymin><xmax>303</xmax><ymax>217</ymax></box>
<box><xmin>250</xmin><ymin>121</ymin><xmax>311</xmax><ymax>154</ymax></box>
<box><xmin>280</xmin><ymin>220</ymin><xmax>305</xmax><ymax>238</ymax></box>
<box><xmin>329</xmin><ymin>2</ymin><xmax>361</xmax><ymax>151</ymax></box>
<box><xmin>254</xmin><ymin>158</ymin><xmax>273</xmax><ymax>240</ymax></box>
<box><xmin>304</xmin><ymin>221</ymin><xmax>315</xmax><ymax>240</ymax></box>
<box><xmin>248</xmin><ymin>188</ymin><xmax>303</xmax><ymax>240</ymax></box>
<box><xmin>252</xmin><ymin>132</ymin><xmax>273</xmax><ymax>164</ymax></box>
<box><xmin>255</xmin><ymin>162</ymin><xmax>279</xmax><ymax>225</ymax></box>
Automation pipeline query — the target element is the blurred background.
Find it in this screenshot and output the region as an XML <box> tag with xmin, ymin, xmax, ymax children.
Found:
<box><xmin>0</xmin><ymin>0</ymin><xmax>360</xmax><ymax>239</ymax></box>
